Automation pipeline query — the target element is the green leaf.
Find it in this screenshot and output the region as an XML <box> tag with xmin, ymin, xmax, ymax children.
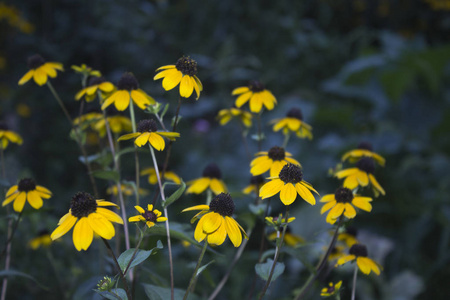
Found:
<box><xmin>95</xmin><ymin>288</ymin><xmax>127</xmax><ymax>300</ymax></box>
<box><xmin>163</xmin><ymin>180</ymin><xmax>186</xmax><ymax>208</ymax></box>
<box><xmin>380</xmin><ymin>69</ymin><xmax>414</xmax><ymax>102</ymax></box>
<box><xmin>255</xmin><ymin>259</ymin><xmax>285</xmax><ymax>282</ymax></box>
<box><xmin>0</xmin><ymin>269</ymin><xmax>48</xmax><ymax>290</ymax></box>
<box><xmin>197</xmin><ymin>260</ymin><xmax>215</xmax><ymax>276</ymax></box>
<box><xmin>91</xmin><ymin>170</ymin><xmax>120</xmax><ymax>182</ymax></box>
<box><xmin>160</xmin><ymin>103</ymin><xmax>170</xmax><ymax>119</ymax></box>
<box><xmin>142</xmin><ymin>284</ymin><xmax>199</xmax><ymax>300</ymax></box>
<box><xmin>117</xmin><ymin>243</ymin><xmax>163</xmax><ymax>272</ymax></box>
<box><xmin>114</xmin><ymin>147</ymin><xmax>142</xmax><ymax>161</ymax></box>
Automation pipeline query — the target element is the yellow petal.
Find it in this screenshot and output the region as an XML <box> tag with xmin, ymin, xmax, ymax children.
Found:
<box><xmin>328</xmin><ymin>203</ymin><xmax>345</xmax><ymax>219</ymax></box>
<box><xmin>155</xmin><ymin>65</ymin><xmax>176</xmax><ymax>72</ymax></box>
<box><xmin>193</xmin><ymin>76</ymin><xmax>201</xmax><ymax>100</ymax></box>
<box><xmin>6</xmin><ymin>185</ymin><xmax>18</xmax><ymax>197</ymax></box>
<box><xmin>209</xmin><ymin>179</ymin><xmax>227</xmax><ymax>195</ymax></box>
<box><xmin>97</xmin><ymin>200</ymin><xmax>119</xmax><ymax>207</ymax></box>
<box><xmin>295</xmin><ymin>183</ymin><xmax>316</xmax><ymax>205</ymax></box>
<box><xmin>280</xmin><ymin>183</ymin><xmax>297</xmax><ymax>205</ymax></box>
<box><xmin>194</xmin><ymin>216</ymin><xmax>207</xmax><ymax>242</ymax></box>
<box><xmin>13</xmin><ymin>192</ymin><xmax>27</xmax><ymax>212</ymax></box>
<box><xmin>231</xmin><ymin>86</ymin><xmax>250</xmax><ymax>95</ymax></box>
<box><xmin>337</xmin><ymin>255</ymin><xmax>356</xmax><ymax>266</ymax></box>
<box><xmin>129</xmin><ymin>215</ymin><xmax>143</xmax><ymax>222</ymax></box>
<box><xmin>18</xmin><ymin>70</ymin><xmax>34</xmax><ymax>85</ymax></box>
<box><xmin>179</xmin><ymin>75</ymin><xmax>194</xmax><ymax>98</ymax></box>
<box><xmin>343</xmin><ymin>175</ymin><xmax>359</xmax><ymax>190</ymax></box>
<box><xmin>206</xmin><ymin>220</ymin><xmax>227</xmax><ymax>245</ymax></box>
<box><xmin>320</xmin><ymin>200</ymin><xmax>336</xmax><ymax>214</ymax></box>
<box><xmin>96</xmin><ymin>207</ymin><xmax>124</xmax><ymax>224</ymax></box>
<box><xmin>320</xmin><ymin>194</ymin><xmax>335</xmax><ymax>203</ymax></box>
<box><xmin>352</xmin><ymin>197</ymin><xmax>372</xmax><ymax>212</ymax></box>
<box><xmin>101</xmin><ymin>92</ymin><xmax>117</xmax><ymax>110</ymax></box>
<box><xmin>73</xmin><ymin>217</ymin><xmax>93</xmax><ymax>251</ymax></box>
<box><xmin>259</xmin><ymin>179</ymin><xmax>284</xmax><ymax>199</ymax></box>
<box><xmin>270</xmin><ymin>160</ymin><xmax>286</xmax><ymax>177</ymax></box>
<box><xmin>250</xmin><ymin>156</ymin><xmax>272</xmax><ymax>175</ymax></box>
<box><xmin>2</xmin><ymin>193</ymin><xmax>18</xmax><ymax>206</ymax></box>
<box><xmin>33</xmin><ymin>68</ymin><xmax>48</xmax><ymax>86</ymax></box>
<box><xmin>335</xmin><ymin>168</ymin><xmax>359</xmax><ymax>179</ymax></box>
<box><xmin>356</xmin><ymin>171</ymin><xmax>369</xmax><ymax>186</ymax></box>
<box><xmin>186</xmin><ymin>178</ymin><xmax>211</xmax><ymax>194</ymax></box>
<box><xmin>202</xmin><ymin>212</ymin><xmax>222</xmax><ymax>234</ymax></box>
<box><xmin>114</xmin><ymin>90</ymin><xmax>131</xmax><ymax>111</ymax></box>
<box><xmin>369</xmin><ymin>174</ymin><xmax>385</xmax><ymax>196</ymax></box>
<box><xmin>182</xmin><ymin>204</ymin><xmax>210</xmax><ymax>212</ymax></box>
<box><xmin>261</xmin><ymin>90</ymin><xmax>276</xmax><ymax>110</ymax></box>
<box><xmin>131</xmin><ymin>90</ymin><xmax>153</xmax><ymax>110</ymax></box>
<box><xmin>249</xmin><ymin>93</ymin><xmax>263</xmax><ymax>113</ymax></box>
<box><xmin>161</xmin><ymin>69</ymin><xmax>183</xmax><ymax>91</ymax></box>
<box><xmin>99</xmin><ymin>82</ymin><xmax>114</xmax><ymax>92</ymax></box>
<box><xmin>88</xmin><ymin>213</ymin><xmax>115</xmax><ymax>239</ymax></box>
<box><xmin>117</xmin><ymin>132</ymin><xmax>141</xmax><ymax>141</ymax></box>
<box><xmin>343</xmin><ymin>203</ymin><xmax>356</xmax><ymax>219</ymax></box>
<box><xmin>51</xmin><ymin>214</ymin><xmax>77</xmax><ymax>240</ymax></box>
<box><xmin>224</xmin><ymin>216</ymin><xmax>242</xmax><ymax>247</ymax></box>
<box><xmin>135</xmin><ymin>205</ymin><xmax>145</xmax><ymax>214</ymax></box>
<box><xmin>235</xmin><ymin>91</ymin><xmax>252</xmax><ymax>107</ymax></box>
<box><xmin>27</xmin><ymin>190</ymin><xmax>43</xmax><ymax>209</ymax></box>
<box><xmin>148</xmin><ymin>133</ymin><xmax>165</xmax><ymax>151</ymax></box>
<box><xmin>134</xmin><ymin>132</ymin><xmax>151</xmax><ymax>147</ymax></box>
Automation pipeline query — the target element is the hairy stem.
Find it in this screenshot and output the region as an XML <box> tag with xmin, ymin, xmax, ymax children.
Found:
<box><xmin>183</xmin><ymin>240</ymin><xmax>208</xmax><ymax>300</ymax></box>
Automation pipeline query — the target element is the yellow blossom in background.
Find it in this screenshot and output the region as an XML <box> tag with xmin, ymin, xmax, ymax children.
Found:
<box><xmin>327</xmin><ymin>245</ymin><xmax>346</xmax><ymax>261</ymax></box>
<box><xmin>50</xmin><ymin>192</ymin><xmax>123</xmax><ymax>251</ymax></box>
<box><xmin>270</xmin><ymin>107</ymin><xmax>313</xmax><ymax>140</ymax></box>
<box><xmin>2</xmin><ymin>179</ymin><xmax>52</xmax><ymax>212</ymax></box>
<box><xmin>336</xmin><ymin>244</ymin><xmax>381</xmax><ymax>275</ymax></box>
<box><xmin>341</xmin><ymin>142</ymin><xmax>385</xmax><ymax>166</ymax></box>
<box><xmin>75</xmin><ymin>77</ymin><xmax>114</xmax><ymax>102</ymax></box>
<box><xmin>73</xmin><ymin>111</ymin><xmax>103</xmax><ymax>131</ymax></box>
<box><xmin>232</xmin><ymin>80</ymin><xmax>277</xmax><ymax>113</ymax></box>
<box><xmin>71</xmin><ymin>64</ymin><xmax>101</xmax><ymax>77</ymax></box>
<box><xmin>15</xmin><ymin>103</ymin><xmax>32</xmax><ymax>118</ymax></box>
<box><xmin>0</xmin><ymin>3</ymin><xmax>34</xmax><ymax>34</ymax></box>
<box><xmin>28</xmin><ymin>230</ymin><xmax>52</xmax><ymax>250</ymax></box>
<box><xmin>182</xmin><ymin>193</ymin><xmax>248</xmax><ymax>247</ymax></box>
<box><xmin>186</xmin><ymin>163</ymin><xmax>227</xmax><ymax>195</ymax></box>
<box><xmin>250</xmin><ymin>146</ymin><xmax>300</xmax><ymax>177</ymax></box>
<box><xmin>0</xmin><ymin>123</ymin><xmax>23</xmax><ymax>149</ymax></box>
<box><xmin>140</xmin><ymin>167</ymin><xmax>181</xmax><ymax>185</ymax></box>
<box><xmin>320</xmin><ymin>281</ymin><xmax>342</xmax><ymax>297</ymax></box>
<box><xmin>154</xmin><ymin>56</ymin><xmax>203</xmax><ymax>99</ymax></box>
<box><xmin>106</xmin><ymin>184</ymin><xmax>148</xmax><ymax>197</ymax></box>
<box><xmin>265</xmin><ymin>216</ymin><xmax>304</xmax><ymax>247</ymax></box>
<box><xmin>118</xmin><ymin>119</ymin><xmax>179</xmax><ymax>151</ymax></box>
<box><xmin>338</xmin><ymin>227</ymin><xmax>359</xmax><ymax>247</ymax></box>
<box><xmin>128</xmin><ymin>204</ymin><xmax>167</xmax><ymax>228</ymax></box>
<box><xmin>242</xmin><ymin>175</ymin><xmax>265</xmax><ymax>195</ymax></box>
<box><xmin>217</xmin><ymin>107</ymin><xmax>252</xmax><ymax>127</ymax></box>
<box><xmin>93</xmin><ymin>114</ymin><xmax>132</xmax><ymax>137</ymax></box>
<box><xmin>18</xmin><ymin>54</ymin><xmax>63</xmax><ymax>86</ymax></box>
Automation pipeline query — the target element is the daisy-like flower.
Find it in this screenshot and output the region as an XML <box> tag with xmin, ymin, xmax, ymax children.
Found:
<box><xmin>71</xmin><ymin>64</ymin><xmax>101</xmax><ymax>77</ymax></box>
<box><xmin>182</xmin><ymin>193</ymin><xmax>248</xmax><ymax>247</ymax></box>
<box><xmin>154</xmin><ymin>56</ymin><xmax>203</xmax><ymax>99</ymax></box>
<box><xmin>50</xmin><ymin>192</ymin><xmax>124</xmax><ymax>251</ymax></box>
<box><xmin>28</xmin><ymin>230</ymin><xmax>52</xmax><ymax>250</ymax></box>
<box><xmin>140</xmin><ymin>167</ymin><xmax>181</xmax><ymax>185</ymax></box>
<box><xmin>186</xmin><ymin>163</ymin><xmax>227</xmax><ymax>195</ymax></box>
<box><xmin>117</xmin><ymin>119</ymin><xmax>179</xmax><ymax>151</ymax></box>
<box><xmin>259</xmin><ymin>164</ymin><xmax>318</xmax><ymax>206</ymax></box>
<box><xmin>270</xmin><ymin>108</ymin><xmax>312</xmax><ymax>140</ymax></box>
<box><xmin>216</xmin><ymin>107</ymin><xmax>252</xmax><ymax>128</ymax></box>
<box><xmin>129</xmin><ymin>204</ymin><xmax>167</xmax><ymax>228</ymax></box>
<box><xmin>75</xmin><ymin>77</ymin><xmax>114</xmax><ymax>102</ymax></box>
<box><xmin>342</xmin><ymin>142</ymin><xmax>385</xmax><ymax>166</ymax></box>
<box><xmin>101</xmin><ymin>72</ymin><xmax>155</xmax><ymax>111</ymax></box>
<box><xmin>232</xmin><ymin>80</ymin><xmax>277</xmax><ymax>113</ymax></box>
<box><xmin>320</xmin><ymin>281</ymin><xmax>342</xmax><ymax>297</ymax></box>
<box><xmin>73</xmin><ymin>111</ymin><xmax>103</xmax><ymax>131</ymax></box>
<box><xmin>0</xmin><ymin>123</ymin><xmax>23</xmax><ymax>149</ymax></box>
<box><xmin>2</xmin><ymin>178</ymin><xmax>52</xmax><ymax>212</ymax></box>
<box><xmin>106</xmin><ymin>184</ymin><xmax>148</xmax><ymax>197</ymax></box>
<box><xmin>242</xmin><ymin>175</ymin><xmax>265</xmax><ymax>195</ymax></box>
<box><xmin>338</xmin><ymin>226</ymin><xmax>359</xmax><ymax>247</ymax></box>
<box><xmin>320</xmin><ymin>187</ymin><xmax>372</xmax><ymax>224</ymax></box>
<box><xmin>250</xmin><ymin>146</ymin><xmax>300</xmax><ymax>177</ymax></box>
<box><xmin>93</xmin><ymin>114</ymin><xmax>132</xmax><ymax>138</ymax></box>
<box><xmin>18</xmin><ymin>54</ymin><xmax>63</xmax><ymax>86</ymax></box>
<box><xmin>266</xmin><ymin>221</ymin><xmax>304</xmax><ymax>247</ymax></box>
<box><xmin>336</xmin><ymin>244</ymin><xmax>381</xmax><ymax>275</ymax></box>
<box><xmin>335</xmin><ymin>157</ymin><xmax>385</xmax><ymax>197</ymax></box>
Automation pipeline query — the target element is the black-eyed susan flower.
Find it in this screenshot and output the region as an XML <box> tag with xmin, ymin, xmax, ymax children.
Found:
<box><xmin>71</xmin><ymin>64</ymin><xmax>101</xmax><ymax>77</ymax></box>
<box><xmin>186</xmin><ymin>163</ymin><xmax>227</xmax><ymax>195</ymax></box>
<box><xmin>320</xmin><ymin>187</ymin><xmax>372</xmax><ymax>224</ymax></box>
<box><xmin>128</xmin><ymin>204</ymin><xmax>167</xmax><ymax>228</ymax></box>
<box><xmin>18</xmin><ymin>54</ymin><xmax>63</xmax><ymax>86</ymax></box>
<box><xmin>28</xmin><ymin>230</ymin><xmax>52</xmax><ymax>250</ymax></box>
<box><xmin>232</xmin><ymin>80</ymin><xmax>277</xmax><ymax>113</ymax></box>
<box><xmin>335</xmin><ymin>157</ymin><xmax>385</xmax><ymax>197</ymax></box>
<box><xmin>320</xmin><ymin>281</ymin><xmax>342</xmax><ymax>297</ymax></box>
<box><xmin>106</xmin><ymin>184</ymin><xmax>148</xmax><ymax>197</ymax></box>
<box><xmin>101</xmin><ymin>72</ymin><xmax>155</xmax><ymax>111</ymax></box>
<box><xmin>266</xmin><ymin>217</ymin><xmax>304</xmax><ymax>247</ymax></box>
<box><xmin>73</xmin><ymin>111</ymin><xmax>103</xmax><ymax>131</ymax></box>
<box><xmin>140</xmin><ymin>167</ymin><xmax>181</xmax><ymax>185</ymax></box>
<box><xmin>342</xmin><ymin>142</ymin><xmax>385</xmax><ymax>166</ymax></box>
<box><xmin>2</xmin><ymin>178</ymin><xmax>52</xmax><ymax>212</ymax></box>
<box><xmin>338</xmin><ymin>226</ymin><xmax>359</xmax><ymax>247</ymax></box>
<box><xmin>270</xmin><ymin>108</ymin><xmax>312</xmax><ymax>140</ymax></box>
<box><xmin>93</xmin><ymin>114</ymin><xmax>132</xmax><ymax>138</ymax></box>
<box><xmin>260</xmin><ymin>164</ymin><xmax>318</xmax><ymax>206</ymax></box>
<box><xmin>117</xmin><ymin>119</ymin><xmax>179</xmax><ymax>151</ymax></box>
<box><xmin>75</xmin><ymin>77</ymin><xmax>114</xmax><ymax>102</ymax></box>
<box><xmin>242</xmin><ymin>175</ymin><xmax>265</xmax><ymax>195</ymax></box>
<box><xmin>250</xmin><ymin>146</ymin><xmax>300</xmax><ymax>177</ymax></box>
<box><xmin>336</xmin><ymin>244</ymin><xmax>381</xmax><ymax>275</ymax></box>
<box><xmin>154</xmin><ymin>56</ymin><xmax>203</xmax><ymax>99</ymax></box>
<box><xmin>50</xmin><ymin>192</ymin><xmax>124</xmax><ymax>251</ymax></box>
<box><xmin>182</xmin><ymin>193</ymin><xmax>247</xmax><ymax>247</ymax></box>
<box><xmin>217</xmin><ymin>107</ymin><xmax>252</xmax><ymax>127</ymax></box>
<box><xmin>0</xmin><ymin>123</ymin><xmax>23</xmax><ymax>149</ymax></box>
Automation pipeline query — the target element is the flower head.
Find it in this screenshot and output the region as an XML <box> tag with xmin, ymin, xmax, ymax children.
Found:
<box><xmin>92</xmin><ymin>109</ymin><xmax>131</xmax><ymax>138</ymax></box>
<box><xmin>154</xmin><ymin>56</ymin><xmax>203</xmax><ymax>99</ymax></box>
<box><xmin>140</xmin><ymin>167</ymin><xmax>181</xmax><ymax>185</ymax></box>
<box><xmin>259</xmin><ymin>164</ymin><xmax>318</xmax><ymax>206</ymax></box>
<box><xmin>328</xmin><ymin>245</ymin><xmax>346</xmax><ymax>261</ymax></box>
<box><xmin>250</xmin><ymin>146</ymin><xmax>300</xmax><ymax>177</ymax></box>
<box><xmin>336</xmin><ymin>244</ymin><xmax>381</xmax><ymax>275</ymax></box>
<box><xmin>75</xmin><ymin>76</ymin><xmax>114</xmax><ymax>102</ymax></box>
<box><xmin>338</xmin><ymin>226</ymin><xmax>359</xmax><ymax>247</ymax></box>
<box><xmin>18</xmin><ymin>54</ymin><xmax>63</xmax><ymax>86</ymax></box>
<box><xmin>129</xmin><ymin>204</ymin><xmax>167</xmax><ymax>228</ymax></box>
<box><xmin>270</xmin><ymin>108</ymin><xmax>312</xmax><ymax>139</ymax></box>
<box><xmin>320</xmin><ymin>187</ymin><xmax>372</xmax><ymax>224</ymax></box>
<box><xmin>335</xmin><ymin>157</ymin><xmax>385</xmax><ymax>197</ymax></box>
<box><xmin>320</xmin><ymin>281</ymin><xmax>342</xmax><ymax>297</ymax></box>
<box><xmin>28</xmin><ymin>230</ymin><xmax>52</xmax><ymax>250</ymax></box>
<box><xmin>106</xmin><ymin>183</ymin><xmax>148</xmax><ymax>197</ymax></box>
<box><xmin>2</xmin><ymin>178</ymin><xmax>52</xmax><ymax>212</ymax></box>
<box><xmin>117</xmin><ymin>119</ymin><xmax>179</xmax><ymax>151</ymax></box>
<box><xmin>101</xmin><ymin>72</ymin><xmax>155</xmax><ymax>111</ymax></box>
<box><xmin>242</xmin><ymin>175</ymin><xmax>265</xmax><ymax>195</ymax></box>
<box><xmin>186</xmin><ymin>163</ymin><xmax>227</xmax><ymax>195</ymax></box>
<box><xmin>50</xmin><ymin>192</ymin><xmax>124</xmax><ymax>251</ymax></box>
<box><xmin>182</xmin><ymin>193</ymin><xmax>248</xmax><ymax>247</ymax></box>
<box><xmin>73</xmin><ymin>111</ymin><xmax>103</xmax><ymax>131</ymax></box>
<box><xmin>342</xmin><ymin>142</ymin><xmax>385</xmax><ymax>166</ymax></box>
<box><xmin>232</xmin><ymin>80</ymin><xmax>277</xmax><ymax>113</ymax></box>
<box><xmin>71</xmin><ymin>64</ymin><xmax>101</xmax><ymax>77</ymax></box>
<box><xmin>217</xmin><ymin>107</ymin><xmax>252</xmax><ymax>127</ymax></box>
<box><xmin>0</xmin><ymin>122</ymin><xmax>23</xmax><ymax>149</ymax></box>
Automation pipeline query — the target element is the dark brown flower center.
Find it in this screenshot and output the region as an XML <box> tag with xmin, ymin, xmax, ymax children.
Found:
<box><xmin>117</xmin><ymin>72</ymin><xmax>139</xmax><ymax>91</ymax></box>
<box><xmin>88</xmin><ymin>76</ymin><xmax>106</xmax><ymax>86</ymax></box>
<box><xmin>286</xmin><ymin>108</ymin><xmax>303</xmax><ymax>120</ymax></box>
<box><xmin>70</xmin><ymin>192</ymin><xmax>97</xmax><ymax>218</ymax></box>
<box><xmin>249</xmin><ymin>80</ymin><xmax>265</xmax><ymax>92</ymax></box>
<box><xmin>18</xmin><ymin>178</ymin><xmax>36</xmax><ymax>192</ymax></box>
<box><xmin>349</xmin><ymin>244</ymin><xmax>368</xmax><ymax>257</ymax></box>
<box><xmin>278</xmin><ymin>164</ymin><xmax>303</xmax><ymax>184</ymax></box>
<box><xmin>356</xmin><ymin>157</ymin><xmax>375</xmax><ymax>174</ymax></box>
<box><xmin>209</xmin><ymin>193</ymin><xmax>235</xmax><ymax>216</ymax></box>
<box><xmin>326</xmin><ymin>286</ymin><xmax>335</xmax><ymax>294</ymax></box>
<box><xmin>175</xmin><ymin>56</ymin><xmax>197</xmax><ymax>76</ymax></box>
<box><xmin>27</xmin><ymin>54</ymin><xmax>45</xmax><ymax>69</ymax></box>
<box><xmin>357</xmin><ymin>141</ymin><xmax>373</xmax><ymax>151</ymax></box>
<box><xmin>37</xmin><ymin>229</ymin><xmax>50</xmax><ymax>236</ymax></box>
<box><xmin>202</xmin><ymin>163</ymin><xmax>222</xmax><ymax>179</ymax></box>
<box><xmin>250</xmin><ymin>175</ymin><xmax>265</xmax><ymax>185</ymax></box>
<box><xmin>142</xmin><ymin>210</ymin><xmax>157</xmax><ymax>222</ymax></box>
<box><xmin>335</xmin><ymin>187</ymin><xmax>353</xmax><ymax>203</ymax></box>
<box><xmin>268</xmin><ymin>146</ymin><xmax>285</xmax><ymax>161</ymax></box>
<box><xmin>137</xmin><ymin>119</ymin><xmax>158</xmax><ymax>133</ymax></box>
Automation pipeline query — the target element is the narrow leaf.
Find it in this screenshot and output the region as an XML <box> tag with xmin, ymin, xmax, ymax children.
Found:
<box><xmin>91</xmin><ymin>170</ymin><xmax>120</xmax><ymax>182</ymax></box>
<box><xmin>163</xmin><ymin>180</ymin><xmax>186</xmax><ymax>208</ymax></box>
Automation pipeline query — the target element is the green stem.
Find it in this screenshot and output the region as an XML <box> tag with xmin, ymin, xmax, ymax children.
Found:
<box><xmin>128</xmin><ymin>97</ymin><xmax>140</xmax><ymax>207</ymax></box>
<box><xmin>351</xmin><ymin>264</ymin><xmax>358</xmax><ymax>300</ymax></box>
<box><xmin>0</xmin><ymin>212</ymin><xmax>22</xmax><ymax>260</ymax></box>
<box><xmin>46</xmin><ymin>81</ymin><xmax>73</xmax><ymax>124</ymax></box>
<box><xmin>123</xmin><ymin>226</ymin><xmax>148</xmax><ymax>276</ymax></box>
<box><xmin>282</xmin><ymin>133</ymin><xmax>290</xmax><ymax>148</ymax></box>
<box><xmin>183</xmin><ymin>240</ymin><xmax>208</xmax><ymax>300</ymax></box>
<box><xmin>102</xmin><ymin>238</ymin><xmax>132</xmax><ymax>300</ymax></box>
<box><xmin>46</xmin><ymin>248</ymin><xmax>68</xmax><ymax>300</ymax></box>
<box><xmin>206</xmin><ymin>189</ymin><xmax>213</xmax><ymax>206</ymax></box>
<box><xmin>0</xmin><ymin>148</ymin><xmax>5</xmax><ymax>179</ymax></box>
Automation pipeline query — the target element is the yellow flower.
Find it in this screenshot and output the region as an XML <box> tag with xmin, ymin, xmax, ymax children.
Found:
<box><xmin>217</xmin><ymin>107</ymin><xmax>252</xmax><ymax>127</ymax></box>
<box><xmin>140</xmin><ymin>167</ymin><xmax>181</xmax><ymax>185</ymax></box>
<box><xmin>335</xmin><ymin>157</ymin><xmax>385</xmax><ymax>197</ymax></box>
<box><xmin>320</xmin><ymin>187</ymin><xmax>372</xmax><ymax>224</ymax></box>
<box><xmin>186</xmin><ymin>163</ymin><xmax>227</xmax><ymax>195</ymax></box>
<box><xmin>154</xmin><ymin>56</ymin><xmax>203</xmax><ymax>99</ymax></box>
<box><xmin>242</xmin><ymin>175</ymin><xmax>265</xmax><ymax>195</ymax></box>
<box><xmin>71</xmin><ymin>64</ymin><xmax>101</xmax><ymax>77</ymax></box>
<box><xmin>328</xmin><ymin>245</ymin><xmax>346</xmax><ymax>261</ymax></box>
<box><xmin>320</xmin><ymin>281</ymin><xmax>342</xmax><ymax>297</ymax></box>
<box><xmin>93</xmin><ymin>115</ymin><xmax>132</xmax><ymax>138</ymax></box>
<box><xmin>338</xmin><ymin>227</ymin><xmax>359</xmax><ymax>247</ymax></box>
<box><xmin>259</xmin><ymin>164</ymin><xmax>318</xmax><ymax>206</ymax></box>
<box><xmin>117</xmin><ymin>119</ymin><xmax>179</xmax><ymax>151</ymax></box>
<box><xmin>2</xmin><ymin>179</ymin><xmax>52</xmax><ymax>212</ymax></box>
<box><xmin>0</xmin><ymin>123</ymin><xmax>23</xmax><ymax>149</ymax></box>
<box><xmin>266</xmin><ymin>217</ymin><xmax>304</xmax><ymax>247</ymax></box>
<box><xmin>101</xmin><ymin>72</ymin><xmax>155</xmax><ymax>111</ymax></box>
<box><xmin>106</xmin><ymin>184</ymin><xmax>148</xmax><ymax>197</ymax></box>
<box><xmin>336</xmin><ymin>244</ymin><xmax>381</xmax><ymax>275</ymax></box>
<box><xmin>128</xmin><ymin>204</ymin><xmax>167</xmax><ymax>228</ymax></box>
<box><xmin>232</xmin><ymin>80</ymin><xmax>277</xmax><ymax>113</ymax></box>
<box><xmin>50</xmin><ymin>192</ymin><xmax>123</xmax><ymax>251</ymax></box>
<box><xmin>16</xmin><ymin>103</ymin><xmax>32</xmax><ymax>118</ymax></box>
<box><xmin>265</xmin><ymin>214</ymin><xmax>295</xmax><ymax>227</ymax></box>
<box><xmin>28</xmin><ymin>230</ymin><xmax>52</xmax><ymax>250</ymax></box>
<box><xmin>18</xmin><ymin>54</ymin><xmax>63</xmax><ymax>86</ymax></box>
<box><xmin>75</xmin><ymin>77</ymin><xmax>115</xmax><ymax>102</ymax></box>
<box><xmin>270</xmin><ymin>108</ymin><xmax>312</xmax><ymax>139</ymax></box>
<box><xmin>341</xmin><ymin>142</ymin><xmax>385</xmax><ymax>166</ymax></box>
<box><xmin>250</xmin><ymin>146</ymin><xmax>300</xmax><ymax>177</ymax></box>
<box><xmin>73</xmin><ymin>112</ymin><xmax>103</xmax><ymax>131</ymax></box>
<box><xmin>182</xmin><ymin>193</ymin><xmax>248</xmax><ymax>247</ymax></box>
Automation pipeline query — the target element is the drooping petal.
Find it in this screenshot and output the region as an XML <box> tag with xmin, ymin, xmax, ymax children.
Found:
<box><xmin>249</xmin><ymin>93</ymin><xmax>263</xmax><ymax>113</ymax></box>
<box><xmin>114</xmin><ymin>90</ymin><xmax>131</xmax><ymax>111</ymax></box>
<box><xmin>369</xmin><ymin>174</ymin><xmax>385</xmax><ymax>196</ymax></box>
<box><xmin>13</xmin><ymin>192</ymin><xmax>27</xmax><ymax>212</ymax></box>
<box><xmin>96</xmin><ymin>200</ymin><xmax>119</xmax><ymax>207</ymax></box>
<box><xmin>117</xmin><ymin>132</ymin><xmax>141</xmax><ymax>141</ymax></box>
<box><xmin>207</xmin><ymin>219</ymin><xmax>227</xmax><ymax>246</ymax></box>
<box><xmin>155</xmin><ymin>65</ymin><xmax>176</xmax><ymax>72</ymax></box>
<box><xmin>336</xmin><ymin>254</ymin><xmax>356</xmax><ymax>266</ymax></box>
<box><xmin>96</xmin><ymin>207</ymin><xmax>124</xmax><ymax>224</ymax></box>
<box><xmin>320</xmin><ymin>200</ymin><xmax>336</xmax><ymax>214</ymax></box>
<box><xmin>328</xmin><ymin>203</ymin><xmax>345</xmax><ymax>219</ymax></box>
<box><xmin>179</xmin><ymin>75</ymin><xmax>193</xmax><ymax>98</ymax></box>
<box><xmin>75</xmin><ymin>88</ymin><xmax>88</xmax><ymax>100</ymax></box>
<box><xmin>73</xmin><ymin>217</ymin><xmax>94</xmax><ymax>251</ymax></box>
<box><xmin>280</xmin><ymin>183</ymin><xmax>297</xmax><ymax>205</ymax></box>
<box><xmin>209</xmin><ymin>179</ymin><xmax>227</xmax><ymax>195</ymax></box>
<box><xmin>134</xmin><ymin>132</ymin><xmax>151</xmax><ymax>147</ymax></box>
<box><xmin>357</xmin><ymin>257</ymin><xmax>380</xmax><ymax>275</ymax></box>
<box><xmin>356</xmin><ymin>171</ymin><xmax>369</xmax><ymax>186</ymax></box>
<box><xmin>99</xmin><ymin>82</ymin><xmax>114</xmax><ymax>92</ymax></box>
<box><xmin>259</xmin><ymin>179</ymin><xmax>284</xmax><ymax>199</ymax></box>
<box><xmin>18</xmin><ymin>70</ymin><xmax>34</xmax><ymax>85</ymax></box>
<box><xmin>101</xmin><ymin>92</ymin><xmax>118</xmax><ymax>110</ymax></box>
<box><xmin>202</xmin><ymin>212</ymin><xmax>222</xmax><ymax>234</ymax></box>
<box><xmin>231</xmin><ymin>86</ymin><xmax>250</xmax><ymax>95</ymax></box>
<box><xmin>2</xmin><ymin>192</ymin><xmax>18</xmax><ymax>206</ymax></box>
<box><xmin>343</xmin><ymin>203</ymin><xmax>356</xmax><ymax>219</ymax></box>
<box><xmin>88</xmin><ymin>213</ymin><xmax>115</xmax><ymax>239</ymax></box>
<box><xmin>148</xmin><ymin>133</ymin><xmax>165</xmax><ymax>151</ymax></box>
<box><xmin>335</xmin><ymin>168</ymin><xmax>359</xmax><ymax>179</ymax></box>
<box><xmin>295</xmin><ymin>183</ymin><xmax>316</xmax><ymax>205</ymax></box>
<box><xmin>51</xmin><ymin>214</ymin><xmax>77</xmax><ymax>240</ymax></box>
<box><xmin>235</xmin><ymin>91</ymin><xmax>252</xmax><ymax>108</ymax></box>
<box><xmin>161</xmin><ymin>69</ymin><xmax>183</xmax><ymax>91</ymax></box>
<box><xmin>186</xmin><ymin>178</ymin><xmax>211</xmax><ymax>194</ymax></box>
<box><xmin>135</xmin><ymin>205</ymin><xmax>145</xmax><ymax>214</ymax></box>
<box><xmin>33</xmin><ymin>68</ymin><xmax>48</xmax><ymax>86</ymax></box>
<box><xmin>131</xmin><ymin>90</ymin><xmax>153</xmax><ymax>109</ymax></box>
<box><xmin>26</xmin><ymin>190</ymin><xmax>43</xmax><ymax>209</ymax></box>
<box><xmin>352</xmin><ymin>197</ymin><xmax>372</xmax><ymax>212</ymax></box>
<box><xmin>261</xmin><ymin>90</ymin><xmax>276</xmax><ymax>110</ymax></box>
<box><xmin>194</xmin><ymin>215</ymin><xmax>207</xmax><ymax>242</ymax></box>
<box><xmin>36</xmin><ymin>185</ymin><xmax>52</xmax><ymax>196</ymax></box>
<box><xmin>182</xmin><ymin>205</ymin><xmax>210</xmax><ymax>212</ymax></box>
<box><xmin>224</xmin><ymin>217</ymin><xmax>242</xmax><ymax>247</ymax></box>
<box><xmin>320</xmin><ymin>194</ymin><xmax>335</xmax><ymax>203</ymax></box>
<box><xmin>343</xmin><ymin>175</ymin><xmax>359</xmax><ymax>190</ymax></box>
<box><xmin>250</xmin><ymin>156</ymin><xmax>272</xmax><ymax>175</ymax></box>
<box><xmin>129</xmin><ymin>215</ymin><xmax>143</xmax><ymax>222</ymax></box>
<box><xmin>6</xmin><ymin>185</ymin><xmax>18</xmax><ymax>197</ymax></box>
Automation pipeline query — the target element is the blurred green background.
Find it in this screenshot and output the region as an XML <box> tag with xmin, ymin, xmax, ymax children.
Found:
<box><xmin>1</xmin><ymin>0</ymin><xmax>450</xmax><ymax>299</ymax></box>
